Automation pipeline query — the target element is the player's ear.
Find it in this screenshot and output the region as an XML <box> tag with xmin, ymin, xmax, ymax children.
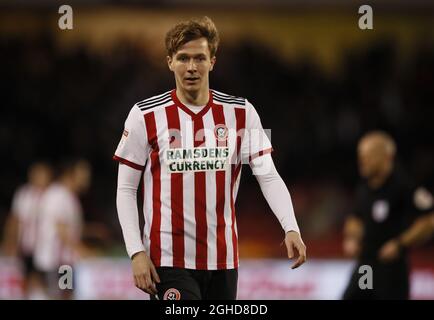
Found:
<box><xmin>167</xmin><ymin>55</ymin><xmax>174</xmax><ymax>71</ymax></box>
<box><xmin>209</xmin><ymin>56</ymin><xmax>216</xmax><ymax>71</ymax></box>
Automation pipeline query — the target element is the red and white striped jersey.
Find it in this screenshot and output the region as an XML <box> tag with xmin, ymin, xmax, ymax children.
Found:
<box><xmin>11</xmin><ymin>184</ymin><xmax>45</xmax><ymax>255</ymax></box>
<box><xmin>33</xmin><ymin>183</ymin><xmax>83</xmax><ymax>272</ymax></box>
<box><xmin>114</xmin><ymin>89</ymin><xmax>272</xmax><ymax>270</ymax></box>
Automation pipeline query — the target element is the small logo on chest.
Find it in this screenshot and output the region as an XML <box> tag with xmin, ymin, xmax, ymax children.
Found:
<box><xmin>214</xmin><ymin>124</ymin><xmax>228</xmax><ymax>141</ymax></box>
<box><xmin>372</xmin><ymin>200</ymin><xmax>389</xmax><ymax>222</ymax></box>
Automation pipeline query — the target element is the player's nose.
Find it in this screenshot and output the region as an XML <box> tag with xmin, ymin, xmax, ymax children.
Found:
<box><xmin>187</xmin><ymin>59</ymin><xmax>197</xmax><ymax>71</ymax></box>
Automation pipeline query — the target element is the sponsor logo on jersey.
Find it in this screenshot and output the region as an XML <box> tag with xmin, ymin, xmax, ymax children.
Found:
<box><xmin>165</xmin><ymin>147</ymin><xmax>229</xmax><ymax>172</ymax></box>
<box><xmin>163</xmin><ymin>288</ymin><xmax>181</xmax><ymax>300</ymax></box>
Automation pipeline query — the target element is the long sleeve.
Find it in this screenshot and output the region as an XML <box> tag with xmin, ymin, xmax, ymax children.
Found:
<box><xmin>116</xmin><ymin>163</ymin><xmax>145</xmax><ymax>258</ymax></box>
<box><xmin>250</xmin><ymin>154</ymin><xmax>300</xmax><ymax>235</ymax></box>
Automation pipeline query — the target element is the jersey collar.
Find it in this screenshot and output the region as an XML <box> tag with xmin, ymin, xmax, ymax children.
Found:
<box><xmin>171</xmin><ymin>89</ymin><xmax>214</xmax><ymax>120</ymax></box>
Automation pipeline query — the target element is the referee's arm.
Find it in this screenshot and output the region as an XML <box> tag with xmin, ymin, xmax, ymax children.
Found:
<box><xmin>400</xmin><ymin>212</ymin><xmax>434</xmax><ymax>247</ymax></box>
<box><xmin>379</xmin><ymin>212</ymin><xmax>434</xmax><ymax>262</ymax></box>
<box><xmin>343</xmin><ymin>215</ymin><xmax>363</xmax><ymax>258</ymax></box>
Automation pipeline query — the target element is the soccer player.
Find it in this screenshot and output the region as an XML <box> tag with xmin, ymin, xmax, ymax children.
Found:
<box><xmin>114</xmin><ymin>16</ymin><xmax>306</xmax><ymax>300</ymax></box>
<box><xmin>33</xmin><ymin>159</ymin><xmax>91</xmax><ymax>298</ymax></box>
<box><xmin>342</xmin><ymin>131</ymin><xmax>434</xmax><ymax>300</ymax></box>
<box><xmin>2</xmin><ymin>162</ymin><xmax>53</xmax><ymax>298</ymax></box>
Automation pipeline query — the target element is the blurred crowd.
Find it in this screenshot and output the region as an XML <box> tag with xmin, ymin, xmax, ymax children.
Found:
<box><xmin>0</xmin><ymin>31</ymin><xmax>433</xmax><ymax>260</ymax></box>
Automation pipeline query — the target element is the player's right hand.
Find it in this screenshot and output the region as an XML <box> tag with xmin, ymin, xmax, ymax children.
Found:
<box><xmin>284</xmin><ymin>231</ymin><xmax>307</xmax><ymax>269</ymax></box>
<box><xmin>343</xmin><ymin>237</ymin><xmax>360</xmax><ymax>258</ymax></box>
<box><xmin>131</xmin><ymin>251</ymin><xmax>161</xmax><ymax>295</ymax></box>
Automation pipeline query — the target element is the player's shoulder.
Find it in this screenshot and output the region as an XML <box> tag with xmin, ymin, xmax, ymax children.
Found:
<box><xmin>211</xmin><ymin>90</ymin><xmax>262</xmax><ymax>119</ymax></box>
<box><xmin>42</xmin><ymin>183</ymin><xmax>67</xmax><ymax>201</ymax></box>
<box><xmin>211</xmin><ymin>89</ymin><xmax>247</xmax><ymax>107</ymax></box>
<box><xmin>133</xmin><ymin>90</ymin><xmax>173</xmax><ymax>114</ymax></box>
<box><xmin>41</xmin><ymin>184</ymin><xmax>74</xmax><ymax>210</ymax></box>
<box><xmin>390</xmin><ymin>166</ymin><xmax>416</xmax><ymax>193</ymax></box>
<box><xmin>391</xmin><ymin>167</ymin><xmax>434</xmax><ymax>211</ymax></box>
<box><xmin>14</xmin><ymin>184</ymin><xmax>32</xmax><ymax>197</ymax></box>
<box><xmin>41</xmin><ymin>183</ymin><xmax>58</xmax><ymax>199</ymax></box>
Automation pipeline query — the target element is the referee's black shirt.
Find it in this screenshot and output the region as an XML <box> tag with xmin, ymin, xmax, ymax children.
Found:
<box><xmin>354</xmin><ymin>168</ymin><xmax>434</xmax><ymax>261</ymax></box>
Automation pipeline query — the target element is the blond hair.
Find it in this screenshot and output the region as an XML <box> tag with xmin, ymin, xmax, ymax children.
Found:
<box><xmin>165</xmin><ymin>16</ymin><xmax>219</xmax><ymax>57</ymax></box>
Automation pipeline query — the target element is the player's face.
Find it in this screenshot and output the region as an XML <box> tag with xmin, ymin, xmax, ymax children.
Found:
<box><xmin>74</xmin><ymin>162</ymin><xmax>91</xmax><ymax>194</ymax></box>
<box><xmin>357</xmin><ymin>140</ymin><xmax>385</xmax><ymax>178</ymax></box>
<box><xmin>29</xmin><ymin>164</ymin><xmax>52</xmax><ymax>189</ymax></box>
<box><xmin>167</xmin><ymin>37</ymin><xmax>216</xmax><ymax>94</ymax></box>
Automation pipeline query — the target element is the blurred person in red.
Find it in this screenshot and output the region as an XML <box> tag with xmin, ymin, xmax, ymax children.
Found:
<box><xmin>342</xmin><ymin>131</ymin><xmax>434</xmax><ymax>299</ymax></box>
<box><xmin>33</xmin><ymin>158</ymin><xmax>91</xmax><ymax>299</ymax></box>
<box><xmin>114</xmin><ymin>16</ymin><xmax>306</xmax><ymax>300</ymax></box>
<box><xmin>2</xmin><ymin>162</ymin><xmax>53</xmax><ymax>299</ymax></box>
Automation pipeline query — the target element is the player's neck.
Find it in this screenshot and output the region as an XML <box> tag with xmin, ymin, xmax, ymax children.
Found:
<box><xmin>176</xmin><ymin>87</ymin><xmax>209</xmax><ymax>106</ymax></box>
<box><xmin>60</xmin><ymin>177</ymin><xmax>76</xmax><ymax>194</ymax></box>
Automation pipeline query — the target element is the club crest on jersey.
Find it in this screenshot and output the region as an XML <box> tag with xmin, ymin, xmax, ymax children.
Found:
<box><xmin>214</xmin><ymin>124</ymin><xmax>228</xmax><ymax>141</ymax></box>
<box><xmin>372</xmin><ymin>200</ymin><xmax>389</xmax><ymax>222</ymax></box>
<box><xmin>163</xmin><ymin>288</ymin><xmax>181</xmax><ymax>300</ymax></box>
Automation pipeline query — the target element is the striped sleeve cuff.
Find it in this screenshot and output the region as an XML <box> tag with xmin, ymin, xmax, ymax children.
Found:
<box><xmin>113</xmin><ymin>155</ymin><xmax>144</xmax><ymax>171</ymax></box>
<box><xmin>249</xmin><ymin>147</ymin><xmax>273</xmax><ymax>162</ymax></box>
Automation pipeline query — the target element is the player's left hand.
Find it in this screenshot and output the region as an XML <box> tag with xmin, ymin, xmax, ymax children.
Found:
<box><xmin>378</xmin><ymin>239</ymin><xmax>401</xmax><ymax>262</ymax></box>
<box><xmin>284</xmin><ymin>231</ymin><xmax>307</xmax><ymax>269</ymax></box>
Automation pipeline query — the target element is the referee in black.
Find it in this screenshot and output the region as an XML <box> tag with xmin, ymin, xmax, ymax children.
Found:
<box><xmin>342</xmin><ymin>131</ymin><xmax>434</xmax><ymax>300</ymax></box>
